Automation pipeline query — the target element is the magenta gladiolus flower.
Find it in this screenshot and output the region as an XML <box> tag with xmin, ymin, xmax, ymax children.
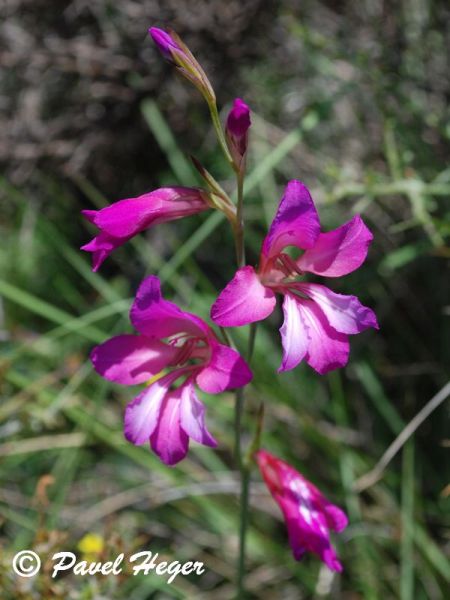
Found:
<box><xmin>91</xmin><ymin>275</ymin><xmax>252</xmax><ymax>465</ymax></box>
<box><xmin>211</xmin><ymin>180</ymin><xmax>378</xmax><ymax>374</ymax></box>
<box><xmin>256</xmin><ymin>449</ymin><xmax>348</xmax><ymax>571</ymax></box>
<box><xmin>81</xmin><ymin>187</ymin><xmax>210</xmax><ymax>271</ymax></box>
<box><xmin>226</xmin><ymin>98</ymin><xmax>251</xmax><ymax>169</ymax></box>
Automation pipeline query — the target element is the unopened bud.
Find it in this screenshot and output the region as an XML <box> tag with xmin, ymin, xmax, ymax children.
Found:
<box><xmin>149</xmin><ymin>27</ymin><xmax>215</xmax><ymax>103</ymax></box>
<box><xmin>226</xmin><ymin>98</ymin><xmax>251</xmax><ymax>171</ymax></box>
<box><xmin>149</xmin><ymin>28</ymin><xmax>181</xmax><ymax>62</ymax></box>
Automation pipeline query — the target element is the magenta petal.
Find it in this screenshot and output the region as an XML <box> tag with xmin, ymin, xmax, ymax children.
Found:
<box><xmin>81</xmin><ymin>209</ymin><xmax>97</xmax><ymax>225</ymax></box>
<box><xmin>150</xmin><ymin>386</ymin><xmax>189</xmax><ymax>466</ymax></box>
<box><xmin>279</xmin><ymin>294</ymin><xmax>308</xmax><ymax>372</ymax></box>
<box><xmin>196</xmin><ymin>342</ymin><xmax>253</xmax><ymax>393</ymax></box>
<box><xmin>296</xmin><ymin>283</ymin><xmax>379</xmax><ymax>334</ymax></box>
<box><xmin>179</xmin><ymin>381</ymin><xmax>217</xmax><ymax>447</ymax></box>
<box><xmin>226</xmin><ymin>98</ymin><xmax>251</xmax><ymax>163</ymax></box>
<box><xmin>297</xmin><ymin>215</ymin><xmax>373</xmax><ymax>277</ymax></box>
<box><xmin>211</xmin><ymin>266</ymin><xmax>276</xmax><ymax>327</ymax></box>
<box><xmin>124</xmin><ymin>371</ymin><xmax>179</xmax><ymax>445</ymax></box>
<box><xmin>285</xmin><ymin>511</ymin><xmax>343</xmax><ymax>572</ymax></box>
<box><xmin>261</xmin><ymin>181</ymin><xmax>320</xmax><ymax>261</ymax></box>
<box><xmin>321</xmin><ymin>548</ymin><xmax>344</xmax><ymax>573</ymax></box>
<box><xmin>131</xmin><ymin>275</ymin><xmax>209</xmax><ymax>338</ymax></box>
<box><xmin>81</xmin><ymin>231</ymin><xmax>126</xmax><ymax>272</ymax></box>
<box><xmin>226</xmin><ymin>98</ymin><xmax>251</xmax><ymax>137</ymax></box>
<box><xmin>90</xmin><ymin>334</ymin><xmax>178</xmax><ymax>385</ymax></box>
<box><xmin>297</xmin><ymin>300</ymin><xmax>350</xmax><ymax>374</ymax></box>
<box><xmin>92</xmin><ymin>187</ymin><xmax>208</xmax><ymax>238</ymax></box>
<box><xmin>149</xmin><ymin>27</ymin><xmax>181</xmax><ymax>61</ymax></box>
<box><xmin>323</xmin><ymin>505</ymin><xmax>349</xmax><ymax>533</ymax></box>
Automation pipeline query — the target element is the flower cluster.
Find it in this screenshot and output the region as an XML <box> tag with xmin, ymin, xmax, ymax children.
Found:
<box><xmin>81</xmin><ymin>27</ymin><xmax>378</xmax><ymax>572</ymax></box>
<box><xmin>91</xmin><ymin>275</ymin><xmax>251</xmax><ymax>465</ymax></box>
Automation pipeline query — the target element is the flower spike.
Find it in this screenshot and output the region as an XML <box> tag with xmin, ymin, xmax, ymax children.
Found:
<box><xmin>91</xmin><ymin>275</ymin><xmax>252</xmax><ymax>465</ymax></box>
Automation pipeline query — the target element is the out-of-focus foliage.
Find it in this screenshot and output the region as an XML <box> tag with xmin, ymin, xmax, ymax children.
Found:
<box><xmin>1</xmin><ymin>1</ymin><xmax>449</xmax><ymax>599</ymax></box>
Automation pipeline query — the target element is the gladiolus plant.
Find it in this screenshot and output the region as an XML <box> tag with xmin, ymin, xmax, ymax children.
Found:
<box><xmin>80</xmin><ymin>26</ymin><xmax>378</xmax><ymax>597</ymax></box>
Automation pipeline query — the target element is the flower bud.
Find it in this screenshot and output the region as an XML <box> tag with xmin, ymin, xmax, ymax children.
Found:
<box><xmin>226</xmin><ymin>98</ymin><xmax>251</xmax><ymax>171</ymax></box>
<box><xmin>256</xmin><ymin>449</ymin><xmax>348</xmax><ymax>571</ymax></box>
<box><xmin>149</xmin><ymin>28</ymin><xmax>181</xmax><ymax>62</ymax></box>
<box><xmin>148</xmin><ymin>27</ymin><xmax>215</xmax><ymax>103</ymax></box>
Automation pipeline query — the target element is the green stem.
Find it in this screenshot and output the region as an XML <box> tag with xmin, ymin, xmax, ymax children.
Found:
<box><xmin>234</xmin><ymin>388</ymin><xmax>244</xmax><ymax>468</ymax></box>
<box><xmin>235</xmin><ymin>322</ymin><xmax>258</xmax><ymax>599</ymax></box>
<box><xmin>237</xmin><ymin>465</ymin><xmax>251</xmax><ymax>598</ymax></box>
<box><xmin>235</xmin><ymin>172</ymin><xmax>245</xmax><ymax>268</ymax></box>
<box><xmin>215</xmin><ymin>108</ymin><xmax>250</xmax><ymax>597</ymax></box>
<box><xmin>208</xmin><ymin>101</ymin><xmax>234</xmax><ymax>167</ymax></box>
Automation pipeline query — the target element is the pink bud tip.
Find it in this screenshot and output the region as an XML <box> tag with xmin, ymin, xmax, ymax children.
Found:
<box><xmin>149</xmin><ymin>27</ymin><xmax>180</xmax><ymax>61</ymax></box>
<box><xmin>226</xmin><ymin>98</ymin><xmax>251</xmax><ymax>137</ymax></box>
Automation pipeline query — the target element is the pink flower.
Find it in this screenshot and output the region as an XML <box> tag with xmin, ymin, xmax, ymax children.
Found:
<box><xmin>81</xmin><ymin>187</ymin><xmax>210</xmax><ymax>271</ymax></box>
<box><xmin>91</xmin><ymin>276</ymin><xmax>252</xmax><ymax>465</ymax></box>
<box><xmin>211</xmin><ymin>180</ymin><xmax>378</xmax><ymax>374</ymax></box>
<box><xmin>256</xmin><ymin>449</ymin><xmax>348</xmax><ymax>571</ymax></box>
<box><xmin>226</xmin><ymin>98</ymin><xmax>251</xmax><ymax>170</ymax></box>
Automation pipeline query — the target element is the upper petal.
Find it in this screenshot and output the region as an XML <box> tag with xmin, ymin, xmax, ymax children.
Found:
<box><xmin>179</xmin><ymin>381</ymin><xmax>217</xmax><ymax>447</ymax></box>
<box><xmin>131</xmin><ymin>275</ymin><xmax>209</xmax><ymax>338</ymax></box>
<box><xmin>295</xmin><ymin>300</ymin><xmax>350</xmax><ymax>374</ymax></box>
<box><xmin>278</xmin><ymin>294</ymin><xmax>308</xmax><ymax>372</ymax></box>
<box><xmin>295</xmin><ymin>283</ymin><xmax>379</xmax><ymax>334</ymax></box>
<box><xmin>210</xmin><ymin>266</ymin><xmax>276</xmax><ymax>327</ymax></box>
<box><xmin>90</xmin><ymin>187</ymin><xmax>209</xmax><ymax>238</ymax></box>
<box><xmin>124</xmin><ymin>371</ymin><xmax>180</xmax><ymax>445</ymax></box>
<box><xmin>90</xmin><ymin>334</ymin><xmax>178</xmax><ymax>385</ymax></box>
<box><xmin>196</xmin><ymin>342</ymin><xmax>253</xmax><ymax>393</ymax></box>
<box><xmin>297</xmin><ymin>215</ymin><xmax>373</xmax><ymax>277</ymax></box>
<box><xmin>261</xmin><ymin>181</ymin><xmax>320</xmax><ymax>262</ymax></box>
<box><xmin>150</xmin><ymin>386</ymin><xmax>189</xmax><ymax>466</ymax></box>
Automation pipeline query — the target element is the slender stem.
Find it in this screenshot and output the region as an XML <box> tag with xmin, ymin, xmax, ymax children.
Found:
<box><xmin>235</xmin><ymin>323</ymin><xmax>258</xmax><ymax>599</ymax></box>
<box><xmin>208</xmin><ymin>101</ymin><xmax>234</xmax><ymax>167</ymax></box>
<box><xmin>237</xmin><ymin>464</ymin><xmax>251</xmax><ymax>597</ymax></box>
<box><xmin>247</xmin><ymin>322</ymin><xmax>257</xmax><ymax>363</ymax></box>
<box><xmin>235</xmin><ymin>172</ymin><xmax>245</xmax><ymax>268</ymax></box>
<box><xmin>234</xmin><ymin>388</ymin><xmax>245</xmax><ymax>467</ymax></box>
<box><xmin>216</xmin><ymin>108</ymin><xmax>249</xmax><ymax>597</ymax></box>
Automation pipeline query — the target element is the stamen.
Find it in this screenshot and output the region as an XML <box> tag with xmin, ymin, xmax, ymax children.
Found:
<box><xmin>168</xmin><ymin>336</ymin><xmax>209</xmax><ymax>367</ymax></box>
<box><xmin>277</xmin><ymin>253</ymin><xmax>304</xmax><ymax>278</ymax></box>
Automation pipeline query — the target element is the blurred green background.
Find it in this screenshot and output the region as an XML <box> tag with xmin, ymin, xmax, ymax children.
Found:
<box><xmin>1</xmin><ymin>1</ymin><xmax>449</xmax><ymax>598</ymax></box>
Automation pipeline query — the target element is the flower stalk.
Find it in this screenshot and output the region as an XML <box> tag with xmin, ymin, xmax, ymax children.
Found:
<box><xmin>232</xmin><ymin>170</ymin><xmax>254</xmax><ymax>598</ymax></box>
<box><xmin>81</xmin><ymin>27</ymin><xmax>378</xmax><ymax>599</ymax></box>
<box><xmin>208</xmin><ymin>100</ymin><xmax>235</xmax><ymax>168</ymax></box>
